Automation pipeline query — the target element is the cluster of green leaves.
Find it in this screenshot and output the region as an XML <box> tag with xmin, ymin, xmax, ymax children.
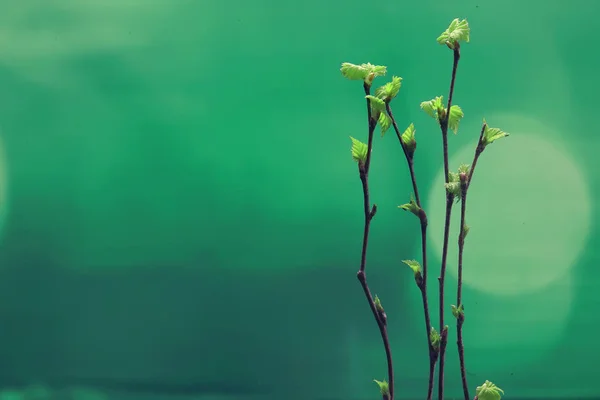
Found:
<box><xmin>340</xmin><ymin>62</ymin><xmax>387</xmax><ymax>85</ymax></box>
<box><xmin>341</xmin><ymin>64</ymin><xmax>407</xmax><ymax>146</ymax></box>
<box><xmin>342</xmin><ymin>23</ymin><xmax>507</xmax><ymax>171</ymax></box>
<box><xmin>437</xmin><ymin>18</ymin><xmax>471</xmax><ymax>49</ymax></box>
<box><xmin>446</xmin><ymin>163</ymin><xmax>471</xmax><ymax>198</ymax></box>
<box><xmin>421</xmin><ymin>96</ymin><xmax>464</xmax><ymax>134</ymax></box>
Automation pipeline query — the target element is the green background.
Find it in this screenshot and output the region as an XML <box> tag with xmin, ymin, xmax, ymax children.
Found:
<box><xmin>0</xmin><ymin>0</ymin><xmax>598</xmax><ymax>399</ymax></box>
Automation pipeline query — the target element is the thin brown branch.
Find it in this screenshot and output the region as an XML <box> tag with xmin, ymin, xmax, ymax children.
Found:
<box><xmin>355</xmin><ymin>82</ymin><xmax>395</xmax><ymax>400</ymax></box>
<box><xmin>386</xmin><ymin>103</ymin><xmax>435</xmax><ymax>400</ymax></box>
<box><xmin>438</xmin><ymin>44</ymin><xmax>461</xmax><ymax>400</ymax></box>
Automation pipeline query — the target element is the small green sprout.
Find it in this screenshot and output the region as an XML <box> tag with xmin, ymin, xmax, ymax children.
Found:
<box><xmin>448</xmin><ymin>105</ymin><xmax>464</xmax><ymax>133</ymax></box>
<box><xmin>379</xmin><ymin>113</ymin><xmax>392</xmax><ymax>137</ymax></box>
<box><xmin>350</xmin><ymin>136</ymin><xmax>368</xmax><ymax>164</ymax></box>
<box><xmin>420</xmin><ymin>96</ymin><xmax>445</xmax><ymax>120</ymax></box>
<box><xmin>437</xmin><ymin>18</ymin><xmax>470</xmax><ymax>49</ymax></box>
<box><xmin>373</xmin><ymin>379</ymin><xmax>390</xmax><ymax>397</ymax></box>
<box><xmin>481</xmin><ymin>119</ymin><xmax>510</xmax><ymax>147</ymax></box>
<box><xmin>340</xmin><ymin>62</ymin><xmax>387</xmax><ymax>86</ymax></box>
<box><xmin>365</xmin><ymin>95</ymin><xmax>386</xmax><ymax>116</ymax></box>
<box><xmin>475</xmin><ymin>380</ymin><xmax>504</xmax><ymax>400</ymax></box>
<box><xmin>375</xmin><ymin>76</ymin><xmax>403</xmax><ymax>102</ymax></box>
<box><xmin>430</xmin><ymin>327</ymin><xmax>441</xmax><ymax>351</ymax></box>
<box><xmin>402</xmin><ymin>259</ymin><xmax>421</xmax><ymax>275</ymax></box>
<box><xmin>374</xmin><ymin>295</ymin><xmax>384</xmax><ymax>313</ymax></box>
<box><xmin>398</xmin><ymin>194</ymin><xmax>421</xmax><ymax>217</ymax></box>
<box><xmin>451</xmin><ymin>304</ymin><xmax>464</xmax><ymax>319</ymax></box>
<box><xmin>401</xmin><ymin>123</ymin><xmax>416</xmax><ymax>156</ymax></box>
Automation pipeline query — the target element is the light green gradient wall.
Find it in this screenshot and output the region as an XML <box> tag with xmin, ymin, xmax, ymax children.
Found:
<box><xmin>0</xmin><ymin>1</ymin><xmax>597</xmax><ymax>400</ymax></box>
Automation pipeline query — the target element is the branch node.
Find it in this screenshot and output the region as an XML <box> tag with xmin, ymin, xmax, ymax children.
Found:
<box><xmin>356</xmin><ymin>270</ymin><xmax>365</xmax><ymax>283</ymax></box>
<box><xmin>370</xmin><ymin>204</ymin><xmax>377</xmax><ymax>218</ymax></box>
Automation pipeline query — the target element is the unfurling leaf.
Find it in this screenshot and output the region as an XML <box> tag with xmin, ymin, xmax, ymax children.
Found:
<box><xmin>340</xmin><ymin>62</ymin><xmax>387</xmax><ymax>84</ymax></box>
<box><xmin>374</xmin><ymin>295</ymin><xmax>384</xmax><ymax>313</ymax></box>
<box><xmin>420</xmin><ymin>96</ymin><xmax>445</xmax><ymax>121</ymax></box>
<box><xmin>350</xmin><ymin>136</ymin><xmax>368</xmax><ymax>164</ymax></box>
<box><xmin>458</xmin><ymin>163</ymin><xmax>470</xmax><ymax>174</ymax></box>
<box><xmin>430</xmin><ymin>327</ymin><xmax>441</xmax><ymax>351</ymax></box>
<box><xmin>451</xmin><ymin>304</ymin><xmax>464</xmax><ymax>319</ymax></box>
<box><xmin>475</xmin><ymin>380</ymin><xmax>504</xmax><ymax>400</ymax></box>
<box><xmin>445</xmin><ymin>171</ymin><xmax>461</xmax><ymax>198</ymax></box>
<box><xmin>402</xmin><ymin>259</ymin><xmax>421</xmax><ymax>275</ymax></box>
<box><xmin>401</xmin><ymin>123</ymin><xmax>417</xmax><ymax>155</ymax></box>
<box><xmin>402</xmin><ymin>260</ymin><xmax>422</xmax><ymax>287</ymax></box>
<box><xmin>373</xmin><ymin>379</ymin><xmax>390</xmax><ymax>396</ymax></box>
<box><xmin>445</xmin><ymin>164</ymin><xmax>470</xmax><ymax>198</ymax></box>
<box><xmin>398</xmin><ymin>194</ymin><xmax>421</xmax><ymax>217</ymax></box>
<box><xmin>437</xmin><ymin>18</ymin><xmax>470</xmax><ymax>49</ymax></box>
<box><xmin>364</xmin><ymin>64</ymin><xmax>387</xmax><ymax>85</ymax></box>
<box><xmin>340</xmin><ymin>63</ymin><xmax>369</xmax><ymax>80</ymax></box>
<box><xmin>366</xmin><ymin>95</ymin><xmax>386</xmax><ymax>114</ymax></box>
<box><xmin>482</xmin><ymin>119</ymin><xmax>510</xmax><ymax>147</ymax></box>
<box><xmin>462</xmin><ymin>224</ymin><xmax>470</xmax><ymax>238</ymax></box>
<box><xmin>379</xmin><ymin>113</ymin><xmax>392</xmax><ymax>137</ymax></box>
<box><xmin>448</xmin><ymin>105</ymin><xmax>464</xmax><ymax>134</ymax></box>
<box><xmin>375</xmin><ymin>76</ymin><xmax>403</xmax><ymax>102</ymax></box>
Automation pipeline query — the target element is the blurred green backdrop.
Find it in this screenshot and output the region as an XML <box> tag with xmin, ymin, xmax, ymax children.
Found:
<box><xmin>0</xmin><ymin>0</ymin><xmax>598</xmax><ymax>400</ymax></box>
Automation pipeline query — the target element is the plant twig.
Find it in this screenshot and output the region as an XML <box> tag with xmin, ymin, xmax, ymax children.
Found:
<box><xmin>456</xmin><ymin>122</ymin><xmax>486</xmax><ymax>400</ymax></box>
<box><xmin>356</xmin><ymin>82</ymin><xmax>395</xmax><ymax>400</ymax></box>
<box><xmin>386</xmin><ymin>104</ymin><xmax>436</xmax><ymax>400</ymax></box>
<box><xmin>438</xmin><ymin>45</ymin><xmax>461</xmax><ymax>400</ymax></box>
<box><xmin>456</xmin><ymin>176</ymin><xmax>469</xmax><ymax>400</ymax></box>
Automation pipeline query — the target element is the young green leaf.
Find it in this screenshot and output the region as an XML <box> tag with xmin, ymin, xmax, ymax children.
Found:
<box><xmin>350</xmin><ymin>136</ymin><xmax>368</xmax><ymax>164</ymax></box>
<box><xmin>430</xmin><ymin>327</ymin><xmax>441</xmax><ymax>351</ymax></box>
<box><xmin>445</xmin><ymin>171</ymin><xmax>461</xmax><ymax>198</ymax></box>
<box><xmin>401</xmin><ymin>123</ymin><xmax>416</xmax><ymax>155</ymax></box>
<box><xmin>482</xmin><ymin>120</ymin><xmax>510</xmax><ymax>147</ymax></box>
<box><xmin>398</xmin><ymin>194</ymin><xmax>421</xmax><ymax>217</ymax></box>
<box><xmin>366</xmin><ymin>95</ymin><xmax>386</xmax><ymax>114</ymax></box>
<box><xmin>475</xmin><ymin>380</ymin><xmax>504</xmax><ymax>400</ymax></box>
<box><xmin>402</xmin><ymin>259</ymin><xmax>422</xmax><ymax>276</ymax></box>
<box><xmin>340</xmin><ymin>62</ymin><xmax>369</xmax><ymax>80</ymax></box>
<box><xmin>375</xmin><ymin>76</ymin><xmax>402</xmax><ymax>102</ymax></box>
<box><xmin>340</xmin><ymin>62</ymin><xmax>387</xmax><ymax>83</ymax></box>
<box><xmin>379</xmin><ymin>113</ymin><xmax>392</xmax><ymax>137</ymax></box>
<box><xmin>420</xmin><ymin>96</ymin><xmax>445</xmax><ymax>120</ymax></box>
<box><xmin>451</xmin><ymin>304</ymin><xmax>464</xmax><ymax>319</ymax></box>
<box><xmin>366</xmin><ymin>63</ymin><xmax>388</xmax><ymax>82</ymax></box>
<box><xmin>462</xmin><ymin>223</ymin><xmax>470</xmax><ymax>239</ymax></box>
<box><xmin>374</xmin><ymin>295</ymin><xmax>384</xmax><ymax>313</ymax></box>
<box><xmin>373</xmin><ymin>380</ymin><xmax>390</xmax><ymax>396</ymax></box>
<box><xmin>448</xmin><ymin>105</ymin><xmax>464</xmax><ymax>134</ymax></box>
<box><xmin>437</xmin><ymin>18</ymin><xmax>470</xmax><ymax>49</ymax></box>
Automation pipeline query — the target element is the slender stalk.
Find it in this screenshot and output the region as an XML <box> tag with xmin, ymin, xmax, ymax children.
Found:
<box><xmin>386</xmin><ymin>104</ymin><xmax>436</xmax><ymax>400</ymax></box>
<box><xmin>457</xmin><ymin>178</ymin><xmax>469</xmax><ymax>400</ymax></box>
<box><xmin>438</xmin><ymin>45</ymin><xmax>461</xmax><ymax>400</ymax></box>
<box><xmin>385</xmin><ymin>104</ymin><xmax>420</xmax><ymax>203</ymax></box>
<box><xmin>466</xmin><ymin>124</ymin><xmax>486</xmax><ymax>186</ymax></box>
<box><xmin>456</xmin><ymin>122</ymin><xmax>487</xmax><ymax>400</ymax></box>
<box><xmin>356</xmin><ymin>82</ymin><xmax>395</xmax><ymax>400</ymax></box>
